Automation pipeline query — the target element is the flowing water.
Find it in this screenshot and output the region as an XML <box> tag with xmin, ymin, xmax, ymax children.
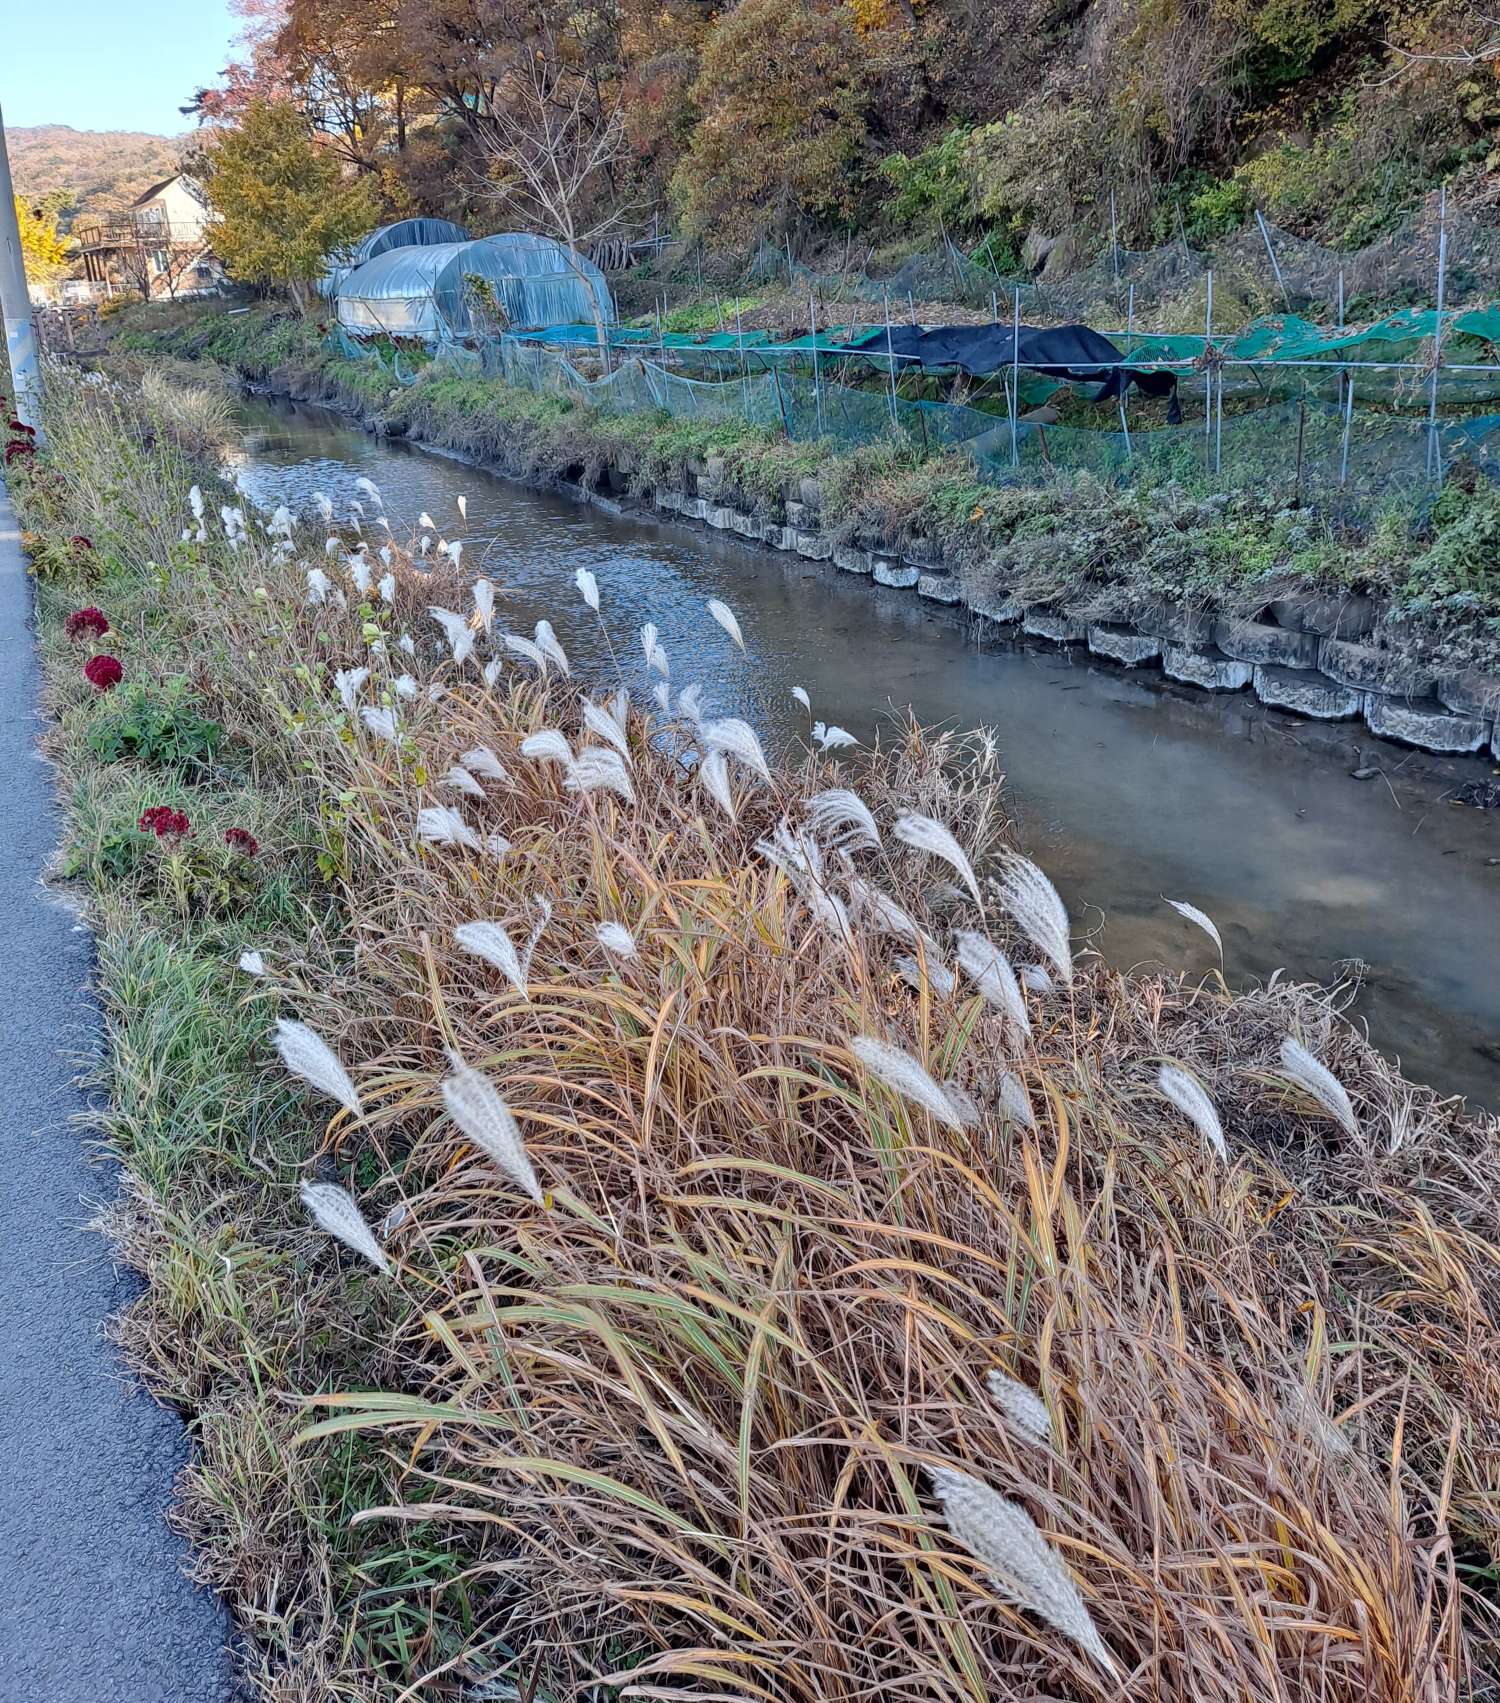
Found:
<box><xmin>227</xmin><ymin>395</ymin><xmax>1500</xmax><ymax>1108</ymax></box>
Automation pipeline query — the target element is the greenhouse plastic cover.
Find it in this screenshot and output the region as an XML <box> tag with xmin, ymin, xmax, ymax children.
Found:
<box><xmin>335</xmin><ymin>233</ymin><xmax>615</xmax><ymax>339</ymax></box>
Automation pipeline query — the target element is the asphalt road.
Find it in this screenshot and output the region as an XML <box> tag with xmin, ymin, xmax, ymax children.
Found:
<box><xmin>0</xmin><ymin>477</ymin><xmax>234</xmax><ymax>1700</ymax></box>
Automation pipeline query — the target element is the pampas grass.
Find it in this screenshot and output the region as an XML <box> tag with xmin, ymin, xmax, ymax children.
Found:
<box><xmin>999</xmin><ymin>1071</ymin><xmax>1035</xmax><ymax>1128</ymax></box>
<box><xmin>333</xmin><ymin>667</ymin><xmax>368</xmax><ymax>714</ymax></box>
<box><xmin>707</xmin><ymin>598</ymin><xmax>745</xmax><ymax>651</ymax></box>
<box><xmin>1158</xmin><ymin>1063</ymin><xmax>1227</xmax><ymax>1160</ymax></box>
<box><xmin>237</xmin><ymin>949</ymin><xmax>265</xmax><ymax>976</ymax></box>
<box><xmin>805</xmin><ymin>788</ymin><xmax>880</xmax><ymax>852</ymax></box>
<box><xmin>461</xmin><ymin>745</ymin><xmax>508</xmax><ymax>783</ymax></box>
<box><xmin>441</xmin><ymin>1056</ymin><xmax>544</xmax><ymax>1203</ymax></box>
<box><xmin>595</xmin><ymin>922</ymin><xmax>637</xmax><ymax>958</ymax></box>
<box><xmin>275</xmin><ymin>1020</ymin><xmax>362</xmax><ymax>1117</ymax></box>
<box><xmin>956</xmin><ymin>931</ymin><xmax>1031</xmax><ymax>1037</ymax></box>
<box><xmin>696</xmin><ymin>748</ymin><xmax>737</xmax><ymax>820</ymax></box>
<box><xmin>1166</xmin><ymin>898</ymin><xmax>1224</xmax><ymax>962</ymax></box>
<box><xmin>299</xmin><ymin>1180</ymin><xmax>390</xmax><ymax>1274</ymax></box>
<box><xmin>534</xmin><ymin>620</ymin><xmax>570</xmax><ymax>676</ymax></box>
<box><xmin>520</xmin><ymin>730</ymin><xmax>572</xmax><ymax>765</ymax></box>
<box><xmin>574</xmin><ymin>567</ymin><xmax>600</xmax><ymax>611</ymax></box>
<box><xmin>893</xmin><ymin>813</ymin><xmax>982</xmax><ymax>908</ymax></box>
<box><xmin>581</xmin><ymin>700</ymin><xmax>630</xmax><ymax>759</ymax></box>
<box><xmin>993</xmin><ymin>855</ymin><xmax>1073</xmax><ymax>985</ymax></box>
<box><xmin>850</xmin><ymin>1035</ymin><xmax>972</xmax><ymax>1129</ymax></box>
<box><xmin>454</xmin><ymin>920</ymin><xmax>528</xmax><ymax>998</ymax></box>
<box><xmin>702</xmin><ymin>717</ymin><xmax>770</xmax><ymax>782</ymax></box>
<box><xmin>416</xmin><ymin>805</ymin><xmax>482</xmax><ymax>851</ymax></box>
<box><xmin>986</xmin><ymin>1368</ymin><xmax>1052</xmax><ymax>1444</ymax></box>
<box><xmin>813</xmin><ymin>720</ymin><xmax>858</xmax><ymax>751</ymax></box>
<box><xmin>505</xmin><ymin>633</ymin><xmax>549</xmax><ymax>673</ymax></box>
<box><xmin>361</xmin><ymin>706</ymin><xmax>399</xmax><ymax>742</ymax></box>
<box><xmin>1279</xmin><ymin>1038</ymin><xmax>1359</xmax><ymax>1137</ymax></box>
<box><xmin>441</xmin><ymin>764</ymin><xmax>486</xmax><ymax>799</ymax></box>
<box><xmin>928</xmin><ymin>1466</ymin><xmax>1117</xmax><ymax>1676</ymax></box>
<box><xmin>564</xmin><ymin>747</ymin><xmax>636</xmax><ymax>805</ymax></box>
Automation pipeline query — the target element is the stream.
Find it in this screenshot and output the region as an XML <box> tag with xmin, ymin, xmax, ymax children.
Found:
<box><xmin>227</xmin><ymin>394</ymin><xmax>1500</xmax><ymax>1109</ymax></box>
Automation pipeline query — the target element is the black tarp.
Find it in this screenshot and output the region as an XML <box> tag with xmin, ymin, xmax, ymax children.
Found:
<box><xmin>846</xmin><ymin>321</ymin><xmax>1179</xmax><ymax>407</ymax></box>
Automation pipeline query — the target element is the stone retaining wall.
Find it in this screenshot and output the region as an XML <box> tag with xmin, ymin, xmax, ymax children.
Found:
<box><xmin>647</xmin><ymin>470</ymin><xmax>1500</xmax><ymax>761</ymax></box>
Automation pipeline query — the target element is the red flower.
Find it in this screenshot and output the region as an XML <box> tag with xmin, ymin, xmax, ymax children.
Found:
<box><xmin>224</xmin><ymin>827</ymin><xmax>260</xmax><ymax>858</ymax></box>
<box><xmin>139</xmin><ymin>805</ymin><xmax>191</xmax><ymax>843</ymax></box>
<box><xmin>83</xmin><ymin>654</ymin><xmax>123</xmax><ymax>691</ymax></box>
<box><xmin>3</xmin><ymin>440</ymin><xmax>35</xmax><ymax>465</ymax></box>
<box><xmin>6</xmin><ymin>418</ymin><xmax>36</xmax><ymax>437</ymax></box>
<box><xmin>65</xmin><ymin>607</ymin><xmax>110</xmax><ymax>642</ymax></box>
<box><xmin>69</xmin><ymin>535</ymin><xmax>95</xmax><ymax>552</ymax></box>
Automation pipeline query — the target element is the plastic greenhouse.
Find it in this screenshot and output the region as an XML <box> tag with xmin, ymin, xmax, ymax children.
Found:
<box><xmin>333</xmin><ymin>233</ymin><xmax>614</xmax><ymax>342</ymax></box>
<box><xmin>318</xmin><ymin>218</ymin><xmax>471</xmax><ymax>300</ymax></box>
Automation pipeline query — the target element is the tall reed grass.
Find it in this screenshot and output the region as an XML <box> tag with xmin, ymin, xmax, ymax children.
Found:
<box><xmin>16</xmin><ymin>364</ymin><xmax>1500</xmax><ymax>1702</ymax></box>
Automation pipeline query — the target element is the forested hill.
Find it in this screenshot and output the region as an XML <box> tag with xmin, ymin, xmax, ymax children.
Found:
<box><xmin>9</xmin><ymin>125</ymin><xmax>183</xmax><ymax>223</ymax></box>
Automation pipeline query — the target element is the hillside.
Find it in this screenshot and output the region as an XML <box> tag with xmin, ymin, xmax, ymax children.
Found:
<box><xmin>9</xmin><ymin>125</ymin><xmax>183</xmax><ymax>224</ymax></box>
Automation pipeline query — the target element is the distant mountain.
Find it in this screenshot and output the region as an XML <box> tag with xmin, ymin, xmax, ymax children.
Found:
<box><xmin>9</xmin><ymin>125</ymin><xmax>186</xmax><ymax>226</ymax></box>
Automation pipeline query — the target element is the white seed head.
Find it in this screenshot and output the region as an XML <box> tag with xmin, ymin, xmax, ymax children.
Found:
<box><xmin>461</xmin><ymin>745</ymin><xmax>508</xmax><ymax>783</ymax></box>
<box><xmin>702</xmin><ymin>717</ymin><xmax>770</xmax><ymax>782</ymax></box>
<box><xmin>237</xmin><ymin>949</ymin><xmax>265</xmax><ymax>976</ymax></box>
<box><xmin>333</xmin><ymin>667</ymin><xmax>369</xmax><ymax>714</ymax></box>
<box><xmin>927</xmin><ymin>1466</ymin><xmax>1116</xmax><ymax>1676</ymax></box>
<box><xmin>454</xmin><ymin>920</ymin><xmax>528</xmax><ymax>998</ymax></box>
<box><xmin>805</xmin><ymin>788</ymin><xmax>879</xmax><ymax>852</ymax></box>
<box><xmin>1278</xmin><ymin>1039</ymin><xmax>1359</xmax><ymax>1137</ymax></box>
<box><xmin>894</xmin><ymin>814</ymin><xmax>982</xmax><ymax>908</ymax></box>
<box><xmin>521</xmin><ymin>729</ymin><xmax>572</xmax><ymax>766</ymax></box>
<box><xmin>581</xmin><ymin>699</ymin><xmax>630</xmax><ymax>759</ymax></box>
<box><xmin>1166</xmin><ymin>897</ymin><xmax>1223</xmax><ymax>960</ymax></box>
<box><xmin>299</xmin><ymin>1180</ymin><xmax>389</xmax><ymax>1274</ymax></box>
<box><xmin>441</xmin><ymin>763</ymin><xmax>486</xmax><ymax>799</ymax></box>
<box><xmin>1157</xmin><ymin>1064</ymin><xmax>1227</xmax><ymax>1161</ymax></box>
<box><xmin>707</xmin><ymin>597</ymin><xmax>745</xmax><ymax>651</ymax></box>
<box><xmin>416</xmin><ymin>805</ymin><xmax>482</xmax><ymax>852</ymax></box>
<box><xmin>992</xmin><ymin>854</ymin><xmax>1073</xmax><ymax>986</ymax></box>
<box><xmin>850</xmin><ymin>1035</ymin><xmax>972</xmax><ymax>1129</ymax></box>
<box><xmin>574</xmin><ymin>567</ymin><xmax>600</xmax><ymax>612</ymax></box>
<box><xmin>955</xmin><ymin>932</ymin><xmax>1031</xmax><ymax>1037</ymax></box>
<box><xmin>791</xmin><ymin>685</ymin><xmax>811</xmax><ymax>711</ymax></box>
<box><xmin>595</xmin><ymin>921</ymin><xmax>637</xmax><ymax>958</ymax></box>
<box><xmin>998</xmin><ymin>1071</ymin><xmax>1035</xmax><ymax>1129</ymax></box>
<box><xmin>275</xmin><ymin>1019</ymin><xmax>362</xmax><ymax>1117</ymax></box>
<box><xmin>361</xmin><ymin>705</ymin><xmax>400</xmax><ymax>742</ymax></box>
<box><xmin>534</xmin><ymin>619</ymin><xmax>569</xmax><ymax>676</ymax></box>
<box><xmin>813</xmin><ymin>720</ymin><xmax>858</xmax><ymax>751</ymax></box>
<box><xmin>986</xmin><ymin>1368</ymin><xmax>1051</xmax><ymax>1444</ymax></box>
<box><xmin>441</xmin><ymin>1057</ymin><xmax>543</xmax><ymax>1203</ymax></box>
<box><xmin>565</xmin><ymin>747</ymin><xmax>636</xmax><ymax>805</ymax></box>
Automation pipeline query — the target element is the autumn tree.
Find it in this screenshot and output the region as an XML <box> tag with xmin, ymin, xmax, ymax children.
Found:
<box><xmin>15</xmin><ymin>197</ymin><xmax>71</xmax><ymax>287</ymax></box>
<box><xmin>198</xmin><ymin>100</ymin><xmax>381</xmax><ymax>309</ymax></box>
<box><xmin>671</xmin><ymin>0</ymin><xmax>870</xmax><ymax>246</ymax></box>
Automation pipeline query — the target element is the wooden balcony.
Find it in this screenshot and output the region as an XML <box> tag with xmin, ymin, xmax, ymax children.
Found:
<box><xmin>73</xmin><ymin>212</ymin><xmax>200</xmax><ymax>253</ymax></box>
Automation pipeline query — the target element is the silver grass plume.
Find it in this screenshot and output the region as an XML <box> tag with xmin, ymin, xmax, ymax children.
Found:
<box><xmin>652</xmin><ymin>680</ymin><xmax>672</xmax><ymax>714</ymax></box>
<box><xmin>275</xmin><ymin>1019</ymin><xmax>362</xmax><ymax>1117</ymax></box>
<box><xmin>641</xmin><ymin>623</ymin><xmax>670</xmax><ymax>678</ymax></box>
<box><xmin>999</xmin><ymin>1071</ymin><xmax>1035</xmax><ymax>1129</ymax></box>
<box><xmin>608</xmin><ymin>689</ymin><xmax>629</xmax><ymax>733</ymax></box>
<box><xmin>896</xmin><ymin>954</ymin><xmax>957</xmax><ymax>998</ymax></box>
<box><xmin>461</xmin><ymin>745</ymin><xmax>508</xmax><ymax>783</ymax></box>
<box><xmin>457</xmin><ymin>494</ymin><xmax>468</xmax><ymax>521</ymax></box>
<box><xmin>1166</xmin><ymin>897</ymin><xmax>1223</xmax><ymax>961</ymax></box>
<box><xmin>454</xmin><ymin>920</ymin><xmax>528</xmax><ymax>997</ymax></box>
<box><xmin>378</xmin><ymin>572</ymin><xmax>396</xmax><ymax>605</ymax></box>
<box><xmin>813</xmin><ymin>720</ymin><xmax>858</xmax><ymax>751</ymax></box>
<box><xmin>361</xmin><ymin>706</ymin><xmax>399</xmax><ymax>742</ymax></box>
<box><xmin>850</xmin><ymin>1035</ymin><xmax>972</xmax><ymax>1129</ymax></box>
<box><xmin>927</xmin><ymin>1465</ymin><xmax>1116</xmax><ymax>1676</ymax></box>
<box><xmin>581</xmin><ymin>699</ymin><xmax>630</xmax><ymax>759</ymax></box>
<box><xmin>595</xmin><ymin>921</ymin><xmax>637</xmax><ymax>958</ymax></box>
<box><xmin>315</xmin><ymin>491</ymin><xmax>334</xmax><ymax>522</ymax></box>
<box><xmin>472</xmin><ymin>577</ymin><xmax>496</xmax><ymax>632</ymax></box>
<box><xmin>707</xmin><ymin>598</ymin><xmax>745</xmax><ymax>651</ymax></box>
<box><xmin>398</xmin><ymin>632</ymin><xmax>415</xmax><ymax>655</ymax></box>
<box><xmin>703</xmin><ymin>717</ymin><xmax>770</xmax><ymax>782</ymax></box>
<box><xmin>394</xmin><ymin>674</ymin><xmax>419</xmax><ymax>700</ymax></box>
<box><xmin>416</xmin><ymin>805</ymin><xmax>482</xmax><ymax>852</ymax></box>
<box><xmin>534</xmin><ymin>620</ymin><xmax>570</xmax><ymax>675</ymax></box>
<box><xmin>306</xmin><ymin>567</ymin><xmax>332</xmax><ymax>605</ymax></box>
<box><xmin>805</xmin><ymin>788</ymin><xmax>880</xmax><ymax>852</ymax></box>
<box><xmin>1278</xmin><ymin>1038</ymin><xmax>1359</xmax><ymax>1137</ymax></box>
<box><xmin>442</xmin><ymin>1056</ymin><xmax>544</xmax><ymax>1203</ymax></box>
<box><xmin>574</xmin><ymin>567</ymin><xmax>600</xmax><ymax>611</ymax></box>
<box><xmin>1157</xmin><ymin>1064</ymin><xmax>1227</xmax><ymax>1161</ymax></box>
<box><xmin>791</xmin><ymin>685</ymin><xmax>811</xmax><ymax>711</ymax></box>
<box><xmin>520</xmin><ymin>729</ymin><xmax>572</xmax><ymax>765</ymax></box>
<box><xmin>348</xmin><ymin>555</ymin><xmax>372</xmax><ymax>596</ymax></box>
<box><xmin>565</xmin><ymin>747</ymin><xmax>636</xmax><ymax>805</ymax></box>
<box><xmin>993</xmin><ymin>855</ymin><xmax>1073</xmax><ymax>986</ymax></box>
<box><xmin>893</xmin><ymin>814</ymin><xmax>983</xmax><ymax>908</ymax></box>
<box><xmin>847</xmin><ymin>877</ymin><xmax>922</xmax><ymax>942</ymax></box>
<box><xmin>441</xmin><ymin>764</ymin><xmax>486</xmax><ymax>799</ymax></box>
<box><xmin>482</xmin><ymin>657</ymin><xmax>503</xmax><ymax>689</ymax></box>
<box><xmin>504</xmin><ymin>632</ymin><xmax>548</xmax><ymax>673</ymax></box>
<box><xmin>698</xmin><ymin>748</ymin><xmax>737</xmax><ymax>821</ymax></box>
<box><xmin>1020</xmin><ymin>964</ymin><xmax>1052</xmax><ymax>993</ymax></box>
<box><xmin>354</xmin><ymin>474</ymin><xmax>382</xmax><ymax>508</ymax></box>
<box><xmin>299</xmin><ymin>1180</ymin><xmax>389</xmax><ymax>1274</ymax></box>
<box><xmin>956</xmin><ymin>932</ymin><xmax>1031</xmax><ymax>1037</ymax></box>
<box><xmin>676</xmin><ymin>682</ymin><xmax>708</xmax><ymax>724</ymax></box>
<box><xmin>429</xmin><ymin>606</ymin><xmax>475</xmax><ymax>665</ymax></box>
<box><xmin>334</xmin><ymin>667</ymin><xmax>369</xmax><ymax>714</ymax></box>
<box><xmin>238</xmin><ymin>949</ymin><xmax>265</xmax><ymax>976</ymax></box>
<box><xmin>986</xmin><ymin>1370</ymin><xmax>1051</xmax><ymax>1444</ymax></box>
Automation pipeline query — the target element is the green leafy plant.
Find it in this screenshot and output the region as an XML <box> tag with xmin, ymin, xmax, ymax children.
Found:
<box><xmin>86</xmin><ymin>677</ymin><xmax>223</xmax><ymax>770</ymax></box>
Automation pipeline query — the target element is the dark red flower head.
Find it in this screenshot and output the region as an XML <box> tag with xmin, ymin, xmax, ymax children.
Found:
<box><xmin>3</xmin><ymin>440</ymin><xmax>35</xmax><ymax>465</ymax></box>
<box><xmin>69</xmin><ymin>535</ymin><xmax>95</xmax><ymax>552</ymax></box>
<box><xmin>139</xmin><ymin>805</ymin><xmax>191</xmax><ymax>842</ymax></box>
<box><xmin>83</xmin><ymin>654</ymin><xmax>123</xmax><ymax>691</ymax></box>
<box><xmin>65</xmin><ymin>607</ymin><xmax>110</xmax><ymax>642</ymax></box>
<box><xmin>7</xmin><ymin>418</ymin><xmax>36</xmax><ymax>437</ymax></box>
<box><xmin>223</xmin><ymin>827</ymin><xmax>259</xmax><ymax>858</ymax></box>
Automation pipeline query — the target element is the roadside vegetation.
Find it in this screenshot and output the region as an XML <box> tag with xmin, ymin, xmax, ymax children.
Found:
<box><xmin>8</xmin><ymin>357</ymin><xmax>1500</xmax><ymax>1699</ymax></box>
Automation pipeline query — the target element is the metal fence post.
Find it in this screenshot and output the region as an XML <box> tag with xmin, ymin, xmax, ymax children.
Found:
<box><xmin>1010</xmin><ymin>289</ymin><xmax>1021</xmax><ymax>469</ymax></box>
<box><xmin>1427</xmin><ymin>185</ymin><xmax>1448</xmax><ymax>484</ymax></box>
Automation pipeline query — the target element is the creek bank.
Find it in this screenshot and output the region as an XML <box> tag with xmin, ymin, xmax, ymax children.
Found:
<box><xmin>236</xmin><ymin>355</ymin><xmax>1500</xmax><ymax>762</ymax></box>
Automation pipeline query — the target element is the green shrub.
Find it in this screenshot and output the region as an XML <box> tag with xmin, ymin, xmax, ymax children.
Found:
<box><xmin>879</xmin><ymin>126</ymin><xmax>976</xmax><ymax>232</ymax></box>
<box><xmin>86</xmin><ymin>678</ymin><xmax>223</xmax><ymax>771</ymax></box>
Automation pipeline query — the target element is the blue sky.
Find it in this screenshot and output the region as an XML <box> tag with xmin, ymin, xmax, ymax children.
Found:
<box><xmin>2</xmin><ymin>0</ymin><xmax>239</xmax><ymax>136</ymax></box>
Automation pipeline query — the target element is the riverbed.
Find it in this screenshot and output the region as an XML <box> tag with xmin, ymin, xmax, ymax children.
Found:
<box><xmin>226</xmin><ymin>395</ymin><xmax>1500</xmax><ymax>1108</ymax></box>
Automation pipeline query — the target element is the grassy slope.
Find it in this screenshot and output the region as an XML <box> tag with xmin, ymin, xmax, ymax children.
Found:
<box><xmin>108</xmin><ymin>301</ymin><xmax>1500</xmax><ymax>670</ymax></box>
<box><xmin>10</xmin><ymin>358</ymin><xmax>1500</xmax><ymax>1699</ymax></box>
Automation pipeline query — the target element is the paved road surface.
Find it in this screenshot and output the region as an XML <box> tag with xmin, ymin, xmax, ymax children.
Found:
<box><xmin>0</xmin><ymin>476</ymin><xmax>234</xmax><ymax>1700</ymax></box>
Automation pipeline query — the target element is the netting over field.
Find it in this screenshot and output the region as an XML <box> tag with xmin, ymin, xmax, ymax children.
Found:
<box><xmin>397</xmin><ymin>320</ymin><xmax>1500</xmax><ymax>526</ymax></box>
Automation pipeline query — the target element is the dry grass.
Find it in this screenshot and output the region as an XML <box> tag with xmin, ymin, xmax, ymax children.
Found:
<box><xmin>19</xmin><ymin>365</ymin><xmax>1500</xmax><ymax>1700</ymax></box>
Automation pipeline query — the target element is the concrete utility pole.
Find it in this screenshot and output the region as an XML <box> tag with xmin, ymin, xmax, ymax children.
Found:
<box><xmin>0</xmin><ymin>99</ymin><xmax>43</xmax><ymax>435</ymax></box>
